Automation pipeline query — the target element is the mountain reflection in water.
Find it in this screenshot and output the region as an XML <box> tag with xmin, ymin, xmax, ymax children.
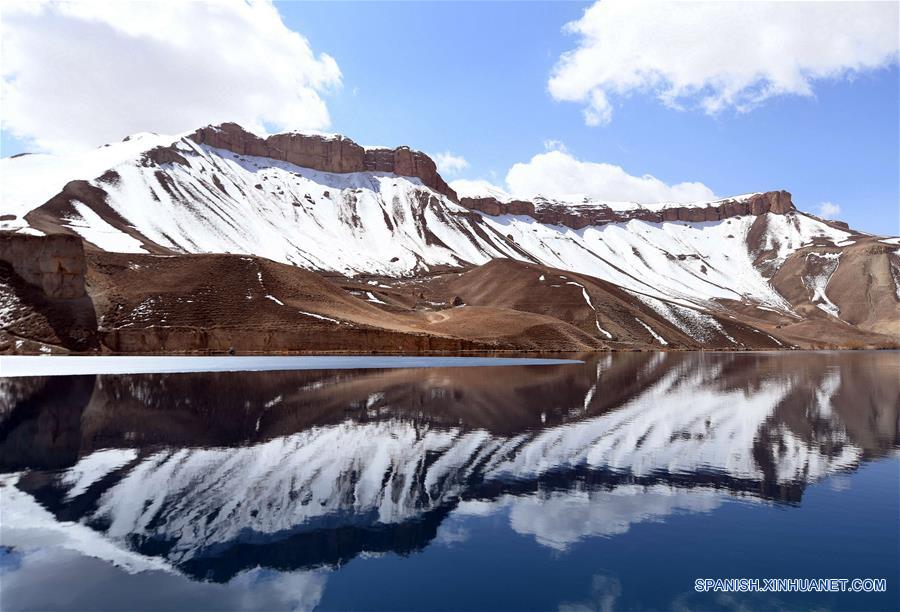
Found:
<box><xmin>1</xmin><ymin>352</ymin><xmax>898</xmax><ymax>611</ymax></box>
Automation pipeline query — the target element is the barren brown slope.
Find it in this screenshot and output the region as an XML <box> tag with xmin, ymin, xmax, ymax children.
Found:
<box><xmin>0</xmin><ymin>245</ymin><xmax>614</xmax><ymax>354</ymax></box>
<box><xmin>764</xmin><ymin>236</ymin><xmax>900</xmax><ymax>346</ymax></box>
<box><xmin>808</xmin><ymin>239</ymin><xmax>899</xmax><ymax>336</ymax></box>
<box><xmin>2</xmin><ymin>228</ymin><xmax>895</xmax><ymax>354</ymax></box>
<box><xmin>85</xmin><ymin>250</ymin><xmax>488</xmax><ymax>354</ymax></box>
<box><xmin>400</xmin><ymin>305</ymin><xmax>607</xmax><ymax>351</ymax></box>
<box><xmin>422</xmin><ymin>258</ymin><xmax>782</xmax><ymax>350</ymax></box>
<box><xmin>0</xmin><ymin>241</ymin><xmax>618</xmax><ymax>353</ymax></box>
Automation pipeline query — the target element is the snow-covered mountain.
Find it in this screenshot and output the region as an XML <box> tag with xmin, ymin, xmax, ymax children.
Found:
<box><xmin>1</xmin><ymin>122</ymin><xmax>898</xmax><ymax>352</ymax></box>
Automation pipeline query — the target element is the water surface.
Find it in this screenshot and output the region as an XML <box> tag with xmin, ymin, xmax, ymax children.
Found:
<box><xmin>1</xmin><ymin>352</ymin><xmax>897</xmax><ymax>611</ymax></box>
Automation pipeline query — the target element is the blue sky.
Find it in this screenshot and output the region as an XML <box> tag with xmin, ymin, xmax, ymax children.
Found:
<box><xmin>2</xmin><ymin>1</ymin><xmax>897</xmax><ymax>234</ymax></box>
<box><xmin>286</xmin><ymin>1</ymin><xmax>898</xmax><ymax>235</ymax></box>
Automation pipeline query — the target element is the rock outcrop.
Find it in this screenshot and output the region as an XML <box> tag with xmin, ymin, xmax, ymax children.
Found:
<box><xmin>0</xmin><ymin>232</ymin><xmax>87</xmax><ymax>298</ymax></box>
<box><xmin>458</xmin><ymin>197</ymin><xmax>536</xmax><ymax>217</ymax></box>
<box><xmin>0</xmin><ymin>232</ymin><xmax>98</xmax><ymax>353</ymax></box>
<box><xmin>188</xmin><ymin>123</ymin><xmax>458</xmax><ymax>202</ymax></box>
<box><xmin>460</xmin><ymin>190</ymin><xmax>796</xmax><ymax>229</ymax></box>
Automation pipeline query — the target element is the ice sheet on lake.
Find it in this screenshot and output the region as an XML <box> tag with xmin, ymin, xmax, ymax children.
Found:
<box><xmin>0</xmin><ymin>355</ymin><xmax>580</xmax><ymax>378</ymax></box>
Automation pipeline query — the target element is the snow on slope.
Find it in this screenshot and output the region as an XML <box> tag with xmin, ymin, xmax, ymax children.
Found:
<box><xmin>479</xmin><ymin>214</ymin><xmax>796</xmax><ymax>308</ymax></box>
<box><xmin>3</xmin><ymin>128</ymin><xmax>868</xmax><ymax>314</ymax></box>
<box><xmin>97</xmin><ymin>140</ymin><xmax>860</xmax><ymax>307</ymax></box>
<box><xmin>756</xmin><ymin>213</ymin><xmax>852</xmax><ymax>271</ymax></box>
<box><xmin>0</xmin><ymin>133</ymin><xmax>178</xmax><ymax>233</ymax></box>
<box><xmin>630</xmin><ymin>292</ymin><xmax>739</xmax><ymax>345</ymax></box>
<box><xmin>891</xmin><ymin>258</ymin><xmax>900</xmax><ymax>301</ymax></box>
<box><xmin>92</xmin><ymin>140</ymin><xmax>520</xmax><ymax>276</ymax></box>
<box><xmin>64</xmin><ymin>202</ymin><xmax>148</xmax><ymax>253</ymax></box>
<box><xmin>802</xmin><ymin>252</ymin><xmax>842</xmax><ymax>317</ymax></box>
<box><xmin>479</xmin><ymin>209</ymin><xmax>860</xmax><ymax>311</ymax></box>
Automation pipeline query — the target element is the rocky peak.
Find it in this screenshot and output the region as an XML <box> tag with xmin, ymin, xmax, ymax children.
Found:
<box><xmin>460</xmin><ymin>190</ymin><xmax>797</xmax><ymax>230</ymax></box>
<box><xmin>188</xmin><ymin>123</ymin><xmax>458</xmax><ymax>202</ymax></box>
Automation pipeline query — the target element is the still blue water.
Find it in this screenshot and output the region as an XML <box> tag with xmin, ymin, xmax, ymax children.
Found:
<box><xmin>0</xmin><ymin>352</ymin><xmax>897</xmax><ymax>611</ymax></box>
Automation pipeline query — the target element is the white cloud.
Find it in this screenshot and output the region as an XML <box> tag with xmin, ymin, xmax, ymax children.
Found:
<box><xmin>452</xmin><ymin>149</ymin><xmax>714</xmax><ymax>204</ymax></box>
<box><xmin>543</xmin><ymin>139</ymin><xmax>568</xmax><ymax>152</ymax></box>
<box><xmin>549</xmin><ymin>1</ymin><xmax>899</xmax><ymax>125</ymax></box>
<box><xmin>1</xmin><ymin>0</ymin><xmax>342</xmax><ymax>152</ymax></box>
<box><xmin>817</xmin><ymin>202</ymin><xmax>841</xmax><ymax>219</ymax></box>
<box><xmin>433</xmin><ymin>152</ymin><xmax>469</xmax><ymax>175</ymax></box>
<box><xmin>505</xmin><ymin>150</ymin><xmax>715</xmax><ymax>203</ymax></box>
<box><xmin>449</xmin><ymin>178</ymin><xmax>511</xmax><ymax>201</ymax></box>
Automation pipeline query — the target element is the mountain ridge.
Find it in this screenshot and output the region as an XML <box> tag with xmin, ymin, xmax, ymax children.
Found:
<box><xmin>1</xmin><ymin>122</ymin><xmax>898</xmax><ymax>354</ymax></box>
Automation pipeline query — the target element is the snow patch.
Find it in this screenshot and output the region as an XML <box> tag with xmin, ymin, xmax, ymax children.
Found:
<box><xmin>299</xmin><ymin>311</ymin><xmax>341</xmax><ymax>324</ymax></box>
<box><xmin>566</xmin><ymin>280</ymin><xmax>611</xmax><ymax>339</ymax></box>
<box><xmin>595</xmin><ymin>320</ymin><xmax>612</xmax><ymax>339</ymax></box>
<box><xmin>635</xmin><ymin>318</ymin><xmax>668</xmax><ymax>345</ymax></box>
<box><xmin>759</xmin><ymin>214</ymin><xmax>851</xmax><ymax>271</ymax></box>
<box><xmin>0</xmin><ymin>281</ymin><xmax>24</xmax><ymax>327</ymax></box>
<box><xmin>889</xmin><ymin>258</ymin><xmax>900</xmax><ymax>301</ymax></box>
<box><xmin>802</xmin><ymin>252</ymin><xmax>841</xmax><ymax>318</ymax></box>
<box><xmin>632</xmin><ymin>292</ymin><xmax>737</xmax><ymax>345</ymax></box>
<box><xmin>365</xmin><ymin>292</ymin><xmax>387</xmax><ymax>305</ymax></box>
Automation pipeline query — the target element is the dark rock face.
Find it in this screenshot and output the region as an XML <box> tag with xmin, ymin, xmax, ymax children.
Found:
<box><xmin>142</xmin><ymin>146</ymin><xmax>189</xmax><ymax>167</ymax></box>
<box><xmin>189</xmin><ymin>123</ymin><xmax>458</xmax><ymax>202</ymax></box>
<box><xmin>0</xmin><ymin>232</ymin><xmax>99</xmax><ymax>353</ymax></box>
<box><xmin>460</xmin><ymin>190</ymin><xmax>796</xmax><ymax>230</ymax></box>
<box><xmin>0</xmin><ymin>232</ymin><xmax>86</xmax><ymax>298</ymax></box>
<box><xmin>459</xmin><ymin>197</ymin><xmax>536</xmax><ymax>217</ymax></box>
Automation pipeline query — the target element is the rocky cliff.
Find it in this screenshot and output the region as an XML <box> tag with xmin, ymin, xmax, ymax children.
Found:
<box><xmin>460</xmin><ymin>190</ymin><xmax>796</xmax><ymax>229</ymax></box>
<box><xmin>0</xmin><ymin>232</ymin><xmax>86</xmax><ymax>299</ymax></box>
<box><xmin>188</xmin><ymin>122</ymin><xmax>458</xmax><ymax>202</ymax></box>
<box><xmin>0</xmin><ymin>231</ymin><xmax>97</xmax><ymax>353</ymax></box>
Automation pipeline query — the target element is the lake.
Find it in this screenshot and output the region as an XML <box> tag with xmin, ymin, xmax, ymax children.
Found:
<box><xmin>1</xmin><ymin>352</ymin><xmax>897</xmax><ymax>611</ymax></box>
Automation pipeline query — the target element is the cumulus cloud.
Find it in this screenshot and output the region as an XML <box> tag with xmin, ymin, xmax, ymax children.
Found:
<box><xmin>449</xmin><ymin>178</ymin><xmax>511</xmax><ymax>201</ymax></box>
<box><xmin>549</xmin><ymin>1</ymin><xmax>900</xmax><ymax>125</ymax></box>
<box><xmin>452</xmin><ymin>149</ymin><xmax>714</xmax><ymax>204</ymax></box>
<box><xmin>433</xmin><ymin>152</ymin><xmax>469</xmax><ymax>176</ymax></box>
<box><xmin>505</xmin><ymin>150</ymin><xmax>716</xmax><ymax>203</ymax></box>
<box><xmin>817</xmin><ymin>202</ymin><xmax>842</xmax><ymax>219</ymax></box>
<box><xmin>1</xmin><ymin>0</ymin><xmax>342</xmax><ymax>152</ymax></box>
